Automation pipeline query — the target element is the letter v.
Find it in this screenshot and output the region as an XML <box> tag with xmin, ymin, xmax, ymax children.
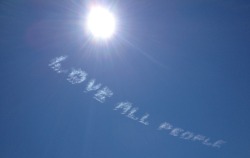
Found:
<box><xmin>85</xmin><ymin>79</ymin><xmax>102</xmax><ymax>92</ymax></box>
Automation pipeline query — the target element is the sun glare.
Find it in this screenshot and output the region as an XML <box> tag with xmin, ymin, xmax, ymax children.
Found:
<box><xmin>86</xmin><ymin>6</ymin><xmax>116</xmax><ymax>39</ymax></box>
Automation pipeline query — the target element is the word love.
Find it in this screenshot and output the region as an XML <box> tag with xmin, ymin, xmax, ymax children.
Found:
<box><xmin>48</xmin><ymin>56</ymin><xmax>150</xmax><ymax>125</ymax></box>
<box><xmin>49</xmin><ymin>56</ymin><xmax>226</xmax><ymax>148</ymax></box>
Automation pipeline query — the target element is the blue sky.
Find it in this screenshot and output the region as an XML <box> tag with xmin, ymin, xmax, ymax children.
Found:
<box><xmin>1</xmin><ymin>0</ymin><xmax>250</xmax><ymax>157</ymax></box>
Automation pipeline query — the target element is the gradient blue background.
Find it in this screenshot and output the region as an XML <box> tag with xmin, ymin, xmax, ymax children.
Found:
<box><xmin>1</xmin><ymin>0</ymin><xmax>250</xmax><ymax>157</ymax></box>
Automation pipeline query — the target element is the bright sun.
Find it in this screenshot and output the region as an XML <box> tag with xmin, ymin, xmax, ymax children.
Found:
<box><xmin>86</xmin><ymin>6</ymin><xmax>116</xmax><ymax>39</ymax></box>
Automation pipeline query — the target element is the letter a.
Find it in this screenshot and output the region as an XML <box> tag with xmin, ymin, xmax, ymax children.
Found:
<box><xmin>114</xmin><ymin>102</ymin><xmax>132</xmax><ymax>114</ymax></box>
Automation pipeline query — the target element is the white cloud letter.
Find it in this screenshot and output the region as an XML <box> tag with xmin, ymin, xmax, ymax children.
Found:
<box><xmin>139</xmin><ymin>113</ymin><xmax>150</xmax><ymax>125</ymax></box>
<box><xmin>180</xmin><ymin>131</ymin><xmax>194</xmax><ymax>140</ymax></box>
<box><xmin>85</xmin><ymin>79</ymin><xmax>102</xmax><ymax>92</ymax></box>
<box><xmin>158</xmin><ymin>122</ymin><xmax>173</xmax><ymax>131</ymax></box>
<box><xmin>94</xmin><ymin>87</ymin><xmax>113</xmax><ymax>103</ymax></box>
<box><xmin>170</xmin><ymin>128</ymin><xmax>184</xmax><ymax>137</ymax></box>
<box><xmin>114</xmin><ymin>102</ymin><xmax>132</xmax><ymax>114</ymax></box>
<box><xmin>192</xmin><ymin>135</ymin><xmax>206</xmax><ymax>142</ymax></box>
<box><xmin>127</xmin><ymin>107</ymin><xmax>139</xmax><ymax>120</ymax></box>
<box><xmin>203</xmin><ymin>138</ymin><xmax>213</xmax><ymax>146</ymax></box>
<box><xmin>49</xmin><ymin>56</ymin><xmax>68</xmax><ymax>73</ymax></box>
<box><xmin>67</xmin><ymin>69</ymin><xmax>87</xmax><ymax>84</ymax></box>
<box><xmin>212</xmin><ymin>140</ymin><xmax>226</xmax><ymax>148</ymax></box>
